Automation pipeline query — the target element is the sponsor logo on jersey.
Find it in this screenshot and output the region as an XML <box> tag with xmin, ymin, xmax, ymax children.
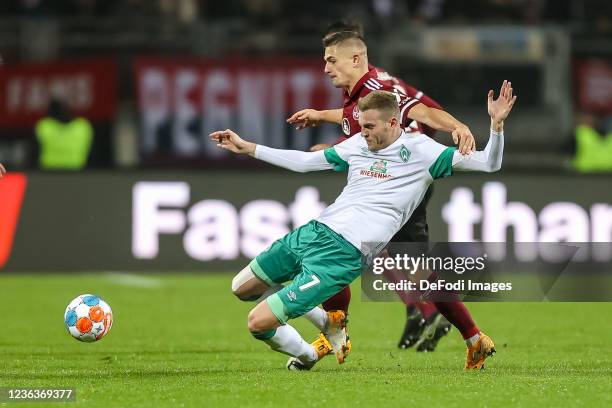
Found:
<box><xmin>360</xmin><ymin>160</ymin><xmax>393</xmax><ymax>180</ymax></box>
<box><xmin>400</xmin><ymin>144</ymin><xmax>411</xmax><ymax>163</ymax></box>
<box><xmin>287</xmin><ymin>290</ymin><xmax>297</xmax><ymax>301</ymax></box>
<box><xmin>352</xmin><ymin>106</ymin><xmax>360</xmax><ymax>120</ymax></box>
<box><xmin>370</xmin><ymin>160</ymin><xmax>388</xmax><ymax>174</ymax></box>
<box><xmin>342</xmin><ymin>118</ymin><xmax>351</xmax><ymax>135</ymax></box>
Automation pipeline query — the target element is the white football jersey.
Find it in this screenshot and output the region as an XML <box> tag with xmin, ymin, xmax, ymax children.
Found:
<box><xmin>316</xmin><ymin>131</ymin><xmax>455</xmax><ymax>256</ymax></box>
<box><xmin>255</xmin><ymin>128</ymin><xmax>503</xmax><ymax>257</ymax></box>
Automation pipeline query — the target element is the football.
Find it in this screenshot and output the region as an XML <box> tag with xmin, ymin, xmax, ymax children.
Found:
<box><xmin>64</xmin><ymin>294</ymin><xmax>113</xmax><ymax>342</ymax></box>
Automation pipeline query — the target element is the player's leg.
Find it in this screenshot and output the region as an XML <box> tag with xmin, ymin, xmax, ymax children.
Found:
<box><xmin>277</xmin><ymin>221</ymin><xmax>362</xmax><ymax>369</ymax></box>
<box><xmin>412</xmin><ymin>260</ymin><xmax>495</xmax><ymax>366</ymax></box>
<box><xmin>319</xmin><ymin>286</ymin><xmax>352</xmax><ymax>355</ymax></box>
<box><xmin>231</xmin><ymin>242</ymin><xmax>327</xmax><ymax>329</ymax></box>
<box><xmin>408</xmin><ymin>186</ymin><xmax>495</xmax><ymax>364</ymax></box>
<box><xmin>322</xmin><ymin>286</ymin><xmax>351</xmax><ymax>313</ymax></box>
<box><xmin>291</xmin><ymin>221</ymin><xmax>363</xmax><ymax>365</ymax></box>
<box><xmin>231</xmin><ymin>238</ymin><xmax>299</xmax><ymax>302</ymax></box>
<box><xmin>247</xmin><ymin>299</ymin><xmax>321</xmax><ymax>364</ymax></box>
<box><xmin>231</xmin><ymin>264</ymin><xmax>277</xmax><ymax>302</ymax></box>
<box><xmin>244</xmin><ymin>221</ymin><xmax>354</xmax><ymax>369</ymax></box>
<box><xmin>250</xmin><ymin>276</ymin><xmax>336</xmax><ymax>371</ymax></box>
<box><xmin>401</xmin><ymin>192</ymin><xmax>454</xmax><ymax>351</ymax></box>
<box><xmin>400</xmin><ymin>258</ymin><xmax>495</xmax><ymax>366</ymax></box>
<box><xmin>242</xmin><ymin>227</ymin><xmax>325</xmax><ymax>366</ymax></box>
<box><xmin>390</xmin><ymin>185</ymin><xmax>449</xmax><ymax>350</ymax></box>
<box><xmin>320</xmin><ymin>287</ymin><xmax>352</xmax><ymax>355</ymax></box>
<box><xmin>431</xmin><ymin>300</ymin><xmax>495</xmax><ymax>369</ymax></box>
<box><xmin>279</xmin><ymin>270</ymin><xmax>357</xmax><ymax>370</ymax></box>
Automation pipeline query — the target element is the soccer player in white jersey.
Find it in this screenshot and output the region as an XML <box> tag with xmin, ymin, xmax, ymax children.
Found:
<box><xmin>290</xmin><ymin>27</ymin><xmax>480</xmax><ymax>355</ymax></box>
<box><xmin>212</xmin><ymin>81</ymin><xmax>516</xmax><ymax>370</ymax></box>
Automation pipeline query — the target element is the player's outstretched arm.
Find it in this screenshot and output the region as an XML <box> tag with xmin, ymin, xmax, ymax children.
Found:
<box><xmin>453</xmin><ymin>80</ymin><xmax>516</xmax><ymax>173</ymax></box>
<box><xmin>287</xmin><ymin>108</ymin><xmax>343</xmax><ymax>129</ymax></box>
<box><xmin>209</xmin><ymin>129</ymin><xmax>335</xmax><ymax>173</ymax></box>
<box><xmin>406</xmin><ymin>102</ymin><xmax>476</xmax><ymax>155</ymax></box>
<box><xmin>0</xmin><ymin>163</ymin><xmax>6</xmax><ymax>178</ymax></box>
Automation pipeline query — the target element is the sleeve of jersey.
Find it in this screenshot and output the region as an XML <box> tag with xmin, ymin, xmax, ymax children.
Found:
<box><xmin>322</xmin><ymin>137</ymin><xmax>355</xmax><ymax>171</ymax></box>
<box><xmin>254</xmin><ymin>145</ymin><xmax>332</xmax><ymax>172</ymax></box>
<box><xmin>398</xmin><ymin>96</ymin><xmax>422</xmax><ymax>128</ymax></box>
<box><xmin>452</xmin><ymin>129</ymin><xmax>504</xmax><ymax>173</ymax></box>
<box><xmin>422</xmin><ymin>139</ymin><xmax>457</xmax><ymax>180</ymax></box>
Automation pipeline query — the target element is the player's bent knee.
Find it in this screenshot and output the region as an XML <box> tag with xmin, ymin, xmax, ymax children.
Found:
<box><xmin>247</xmin><ymin>309</ymin><xmax>265</xmax><ymax>332</ymax></box>
<box><xmin>247</xmin><ymin>309</ymin><xmax>273</xmax><ymax>333</ymax></box>
<box><xmin>247</xmin><ymin>304</ymin><xmax>278</xmax><ymax>333</ymax></box>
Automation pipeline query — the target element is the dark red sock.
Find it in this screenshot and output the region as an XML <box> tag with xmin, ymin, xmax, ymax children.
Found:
<box><xmin>433</xmin><ymin>301</ymin><xmax>479</xmax><ymax>339</ymax></box>
<box><xmin>414</xmin><ymin>301</ymin><xmax>437</xmax><ymax>320</ymax></box>
<box><xmin>322</xmin><ymin>286</ymin><xmax>351</xmax><ymax>313</ymax></box>
<box><xmin>382</xmin><ymin>266</ymin><xmax>420</xmax><ymax>306</ymax></box>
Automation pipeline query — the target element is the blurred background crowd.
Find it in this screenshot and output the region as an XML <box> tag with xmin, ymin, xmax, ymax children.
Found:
<box><xmin>0</xmin><ymin>0</ymin><xmax>610</xmax><ymax>172</ymax></box>
<box><xmin>2</xmin><ymin>0</ymin><xmax>611</xmax><ymax>29</ymax></box>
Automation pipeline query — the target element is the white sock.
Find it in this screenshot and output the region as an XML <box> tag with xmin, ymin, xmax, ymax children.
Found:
<box><xmin>263</xmin><ymin>324</ymin><xmax>317</xmax><ymax>362</ymax></box>
<box><xmin>466</xmin><ymin>332</ymin><xmax>481</xmax><ymax>347</ymax></box>
<box><xmin>303</xmin><ymin>306</ymin><xmax>328</xmax><ymax>331</ymax></box>
<box><xmin>255</xmin><ymin>284</ymin><xmax>283</xmax><ymax>303</ymax></box>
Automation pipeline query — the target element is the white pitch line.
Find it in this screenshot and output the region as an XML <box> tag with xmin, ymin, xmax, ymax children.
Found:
<box><xmin>103</xmin><ymin>272</ymin><xmax>164</xmax><ymax>288</ymax></box>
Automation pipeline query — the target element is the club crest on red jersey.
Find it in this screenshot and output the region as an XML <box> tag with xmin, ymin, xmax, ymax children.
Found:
<box><xmin>342</xmin><ymin>118</ymin><xmax>351</xmax><ymax>135</ymax></box>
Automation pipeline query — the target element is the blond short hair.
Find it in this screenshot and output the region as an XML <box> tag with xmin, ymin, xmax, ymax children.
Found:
<box><xmin>357</xmin><ymin>91</ymin><xmax>400</xmax><ymax>121</ymax></box>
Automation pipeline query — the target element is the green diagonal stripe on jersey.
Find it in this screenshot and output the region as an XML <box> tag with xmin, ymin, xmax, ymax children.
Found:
<box><xmin>324</xmin><ymin>147</ymin><xmax>349</xmax><ymax>172</ymax></box>
<box><xmin>429</xmin><ymin>146</ymin><xmax>457</xmax><ymax>179</ymax></box>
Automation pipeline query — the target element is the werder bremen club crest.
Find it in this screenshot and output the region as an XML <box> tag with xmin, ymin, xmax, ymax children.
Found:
<box><xmin>399</xmin><ymin>144</ymin><xmax>411</xmax><ymax>163</ymax></box>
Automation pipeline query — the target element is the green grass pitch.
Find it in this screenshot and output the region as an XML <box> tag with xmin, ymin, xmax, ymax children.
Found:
<box><xmin>1</xmin><ymin>273</ymin><xmax>611</xmax><ymax>407</ymax></box>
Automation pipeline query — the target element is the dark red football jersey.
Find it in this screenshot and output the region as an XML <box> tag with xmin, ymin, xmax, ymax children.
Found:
<box><xmin>371</xmin><ymin>65</ymin><xmax>442</xmax><ymax>137</ymax></box>
<box><xmin>372</xmin><ymin>65</ymin><xmax>442</xmax><ymax>110</ymax></box>
<box><xmin>334</xmin><ymin>66</ymin><xmax>442</xmax><ymax>144</ymax></box>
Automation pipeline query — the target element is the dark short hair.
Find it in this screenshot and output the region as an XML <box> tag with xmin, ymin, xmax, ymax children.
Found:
<box><xmin>358</xmin><ymin>91</ymin><xmax>400</xmax><ymax>121</ymax></box>
<box><xmin>322</xmin><ymin>30</ymin><xmax>366</xmax><ymax>48</ymax></box>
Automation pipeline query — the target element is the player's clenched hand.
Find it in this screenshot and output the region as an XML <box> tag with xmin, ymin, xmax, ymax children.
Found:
<box><xmin>287</xmin><ymin>109</ymin><xmax>323</xmax><ymax>130</ymax></box>
<box><xmin>488</xmin><ymin>80</ymin><xmax>517</xmax><ymax>125</ymax></box>
<box><xmin>0</xmin><ymin>163</ymin><xmax>6</xmax><ymax>178</ymax></box>
<box><xmin>209</xmin><ymin>129</ymin><xmax>256</xmax><ymax>156</ymax></box>
<box><xmin>451</xmin><ymin>125</ymin><xmax>476</xmax><ymax>155</ymax></box>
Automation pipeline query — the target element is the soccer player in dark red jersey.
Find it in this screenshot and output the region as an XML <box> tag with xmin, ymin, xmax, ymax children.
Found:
<box><xmin>288</xmin><ymin>27</ymin><xmax>483</xmax><ymax>356</ymax></box>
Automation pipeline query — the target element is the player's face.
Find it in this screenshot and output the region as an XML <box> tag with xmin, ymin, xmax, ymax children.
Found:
<box><xmin>359</xmin><ymin>109</ymin><xmax>396</xmax><ymax>151</ymax></box>
<box><xmin>324</xmin><ymin>46</ymin><xmax>355</xmax><ymax>88</ymax></box>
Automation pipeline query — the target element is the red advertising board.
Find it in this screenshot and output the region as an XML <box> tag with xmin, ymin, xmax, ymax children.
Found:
<box><xmin>0</xmin><ymin>58</ymin><xmax>117</xmax><ymax>127</ymax></box>
<box><xmin>0</xmin><ymin>173</ymin><xmax>27</xmax><ymax>269</ymax></box>
<box><xmin>133</xmin><ymin>57</ymin><xmax>343</xmax><ymax>159</ymax></box>
<box><xmin>574</xmin><ymin>58</ymin><xmax>612</xmax><ymax>114</ymax></box>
